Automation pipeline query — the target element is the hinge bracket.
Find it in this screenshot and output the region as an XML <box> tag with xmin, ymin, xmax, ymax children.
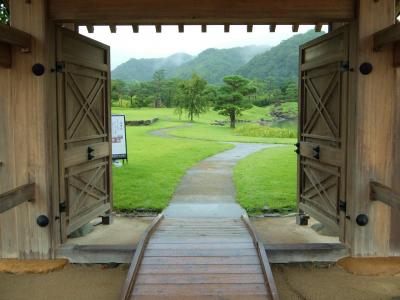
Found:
<box><xmin>340</xmin><ymin>60</ymin><xmax>351</xmax><ymax>72</ymax></box>
<box><xmin>339</xmin><ymin>200</ymin><xmax>346</xmax><ymax>212</ymax></box>
<box><xmin>59</xmin><ymin>202</ymin><xmax>66</xmax><ymax>213</ymax></box>
<box><xmin>55</xmin><ymin>61</ymin><xmax>65</xmax><ymax>73</ymax></box>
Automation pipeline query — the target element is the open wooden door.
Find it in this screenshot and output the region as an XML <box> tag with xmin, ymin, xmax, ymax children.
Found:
<box><xmin>56</xmin><ymin>28</ymin><xmax>112</xmax><ymax>241</ymax></box>
<box><xmin>297</xmin><ymin>26</ymin><xmax>350</xmax><ymax>239</ymax></box>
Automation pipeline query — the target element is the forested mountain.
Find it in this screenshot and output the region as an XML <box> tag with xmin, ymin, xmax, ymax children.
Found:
<box><xmin>112</xmin><ymin>53</ymin><xmax>193</xmax><ymax>81</ymax></box>
<box><xmin>237</xmin><ymin>30</ymin><xmax>324</xmax><ymax>85</ymax></box>
<box><xmin>112</xmin><ymin>30</ymin><xmax>324</xmax><ymax>85</ymax></box>
<box><xmin>171</xmin><ymin>45</ymin><xmax>269</xmax><ymax>84</ymax></box>
<box><xmin>112</xmin><ymin>45</ymin><xmax>268</xmax><ymax>83</ymax></box>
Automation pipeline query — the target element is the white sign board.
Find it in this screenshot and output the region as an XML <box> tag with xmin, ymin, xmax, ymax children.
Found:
<box><xmin>111</xmin><ymin>115</ymin><xmax>128</xmax><ymax>160</ymax></box>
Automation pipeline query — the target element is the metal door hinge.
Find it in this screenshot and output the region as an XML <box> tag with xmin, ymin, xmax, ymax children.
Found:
<box><xmin>59</xmin><ymin>202</ymin><xmax>67</xmax><ymax>213</ymax></box>
<box><xmin>340</xmin><ymin>61</ymin><xmax>353</xmax><ymax>72</ymax></box>
<box><xmin>339</xmin><ymin>200</ymin><xmax>346</xmax><ymax>212</ymax></box>
<box><xmin>54</xmin><ymin>61</ymin><xmax>65</xmax><ymax>73</ymax></box>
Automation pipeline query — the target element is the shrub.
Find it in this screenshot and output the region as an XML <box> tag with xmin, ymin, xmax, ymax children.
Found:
<box><xmin>235</xmin><ymin>124</ymin><xmax>297</xmax><ymax>138</ymax></box>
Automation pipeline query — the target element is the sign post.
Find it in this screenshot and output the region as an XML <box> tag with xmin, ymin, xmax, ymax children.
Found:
<box><xmin>111</xmin><ymin>115</ymin><xmax>128</xmax><ymax>163</ymax></box>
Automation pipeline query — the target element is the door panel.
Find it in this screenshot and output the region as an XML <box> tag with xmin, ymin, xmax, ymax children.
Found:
<box><xmin>56</xmin><ymin>28</ymin><xmax>112</xmax><ymax>240</ymax></box>
<box><xmin>298</xmin><ymin>26</ymin><xmax>349</xmax><ymax>238</ymax></box>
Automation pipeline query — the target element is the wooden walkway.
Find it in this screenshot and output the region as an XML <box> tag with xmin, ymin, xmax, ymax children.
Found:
<box><xmin>120</xmin><ymin>215</ymin><xmax>279</xmax><ymax>300</ymax></box>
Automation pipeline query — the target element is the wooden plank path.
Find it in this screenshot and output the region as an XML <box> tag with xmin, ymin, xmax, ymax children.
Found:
<box><xmin>120</xmin><ymin>215</ymin><xmax>279</xmax><ymax>300</ymax></box>
<box><xmin>120</xmin><ymin>144</ymin><xmax>280</xmax><ymax>299</ymax></box>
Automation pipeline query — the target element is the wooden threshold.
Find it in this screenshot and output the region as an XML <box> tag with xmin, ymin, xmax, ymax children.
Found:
<box><xmin>55</xmin><ymin>242</ymin><xmax>349</xmax><ymax>264</ymax></box>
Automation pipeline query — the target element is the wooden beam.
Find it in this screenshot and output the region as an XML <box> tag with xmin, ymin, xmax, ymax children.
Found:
<box><xmin>48</xmin><ymin>0</ymin><xmax>355</xmax><ymax>24</ymax></box>
<box><xmin>269</xmin><ymin>24</ymin><xmax>276</xmax><ymax>32</ymax></box>
<box><xmin>242</xmin><ymin>215</ymin><xmax>279</xmax><ymax>300</ymax></box>
<box><xmin>155</xmin><ymin>24</ymin><xmax>161</xmax><ymax>33</ymax></box>
<box><xmin>370</xmin><ymin>181</ymin><xmax>400</xmax><ymax>211</ymax></box>
<box><xmin>0</xmin><ymin>183</ymin><xmax>35</xmax><ymax>214</ymax></box>
<box><xmin>224</xmin><ymin>24</ymin><xmax>230</xmax><ymax>33</ymax></box>
<box><xmin>373</xmin><ymin>23</ymin><xmax>400</xmax><ymax>51</ymax></box>
<box><xmin>201</xmin><ymin>24</ymin><xmax>207</xmax><ymax>33</ymax></box>
<box><xmin>315</xmin><ymin>23</ymin><xmax>323</xmax><ymax>32</ymax></box>
<box><xmin>0</xmin><ymin>23</ymin><xmax>31</xmax><ymax>50</ymax></box>
<box><xmin>132</xmin><ymin>24</ymin><xmax>139</xmax><ymax>33</ymax></box>
<box><xmin>247</xmin><ymin>24</ymin><xmax>253</xmax><ymax>33</ymax></box>
<box><xmin>86</xmin><ymin>25</ymin><xmax>94</xmax><ymax>33</ymax></box>
<box><xmin>178</xmin><ymin>24</ymin><xmax>184</xmax><ymax>33</ymax></box>
<box><xmin>120</xmin><ymin>213</ymin><xmax>164</xmax><ymax>300</ymax></box>
<box><xmin>0</xmin><ymin>42</ymin><xmax>11</xmax><ymax>68</ymax></box>
<box><xmin>109</xmin><ymin>25</ymin><xmax>117</xmax><ymax>33</ymax></box>
<box><xmin>292</xmin><ymin>24</ymin><xmax>299</xmax><ymax>32</ymax></box>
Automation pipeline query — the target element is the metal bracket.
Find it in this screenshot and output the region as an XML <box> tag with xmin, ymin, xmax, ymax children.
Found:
<box><xmin>313</xmin><ymin>146</ymin><xmax>320</xmax><ymax>160</ymax></box>
<box><xmin>59</xmin><ymin>202</ymin><xmax>67</xmax><ymax>213</ymax></box>
<box><xmin>339</xmin><ymin>200</ymin><xmax>346</xmax><ymax>212</ymax></box>
<box><xmin>54</xmin><ymin>61</ymin><xmax>65</xmax><ymax>73</ymax></box>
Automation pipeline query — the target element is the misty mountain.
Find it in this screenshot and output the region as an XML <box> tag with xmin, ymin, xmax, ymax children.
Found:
<box><xmin>112</xmin><ymin>53</ymin><xmax>193</xmax><ymax>81</ymax></box>
<box><xmin>171</xmin><ymin>45</ymin><xmax>270</xmax><ymax>84</ymax></box>
<box><xmin>112</xmin><ymin>31</ymin><xmax>325</xmax><ymax>85</ymax></box>
<box><xmin>237</xmin><ymin>30</ymin><xmax>324</xmax><ymax>85</ymax></box>
<box><xmin>112</xmin><ymin>45</ymin><xmax>269</xmax><ymax>84</ymax></box>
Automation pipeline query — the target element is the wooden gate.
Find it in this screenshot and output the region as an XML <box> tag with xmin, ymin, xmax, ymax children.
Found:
<box><xmin>56</xmin><ymin>28</ymin><xmax>112</xmax><ymax>241</ymax></box>
<box><xmin>298</xmin><ymin>26</ymin><xmax>349</xmax><ymax>237</ymax></box>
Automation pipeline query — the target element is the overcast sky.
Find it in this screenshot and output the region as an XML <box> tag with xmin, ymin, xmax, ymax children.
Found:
<box><xmin>80</xmin><ymin>25</ymin><xmax>327</xmax><ymax>70</ymax></box>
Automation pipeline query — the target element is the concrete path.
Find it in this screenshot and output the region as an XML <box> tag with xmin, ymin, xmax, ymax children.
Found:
<box><xmin>164</xmin><ymin>142</ymin><xmax>281</xmax><ymax>218</ymax></box>
<box><xmin>149</xmin><ymin>123</ymin><xmax>282</xmax><ymax>218</ymax></box>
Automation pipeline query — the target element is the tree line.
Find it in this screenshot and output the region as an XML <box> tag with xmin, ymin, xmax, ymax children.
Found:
<box><xmin>112</xmin><ymin>70</ymin><xmax>298</xmax><ymax>128</ymax></box>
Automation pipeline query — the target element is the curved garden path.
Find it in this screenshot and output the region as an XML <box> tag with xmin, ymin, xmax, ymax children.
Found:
<box><xmin>149</xmin><ymin>123</ymin><xmax>282</xmax><ymax>217</ymax></box>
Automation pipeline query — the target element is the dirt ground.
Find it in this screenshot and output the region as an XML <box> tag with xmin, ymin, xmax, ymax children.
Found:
<box><xmin>0</xmin><ymin>263</ymin><xmax>399</xmax><ymax>300</ymax></box>
<box><xmin>252</xmin><ymin>216</ymin><xmax>339</xmax><ymax>244</ymax></box>
<box><xmin>66</xmin><ymin>215</ymin><xmax>338</xmax><ymax>247</ymax></box>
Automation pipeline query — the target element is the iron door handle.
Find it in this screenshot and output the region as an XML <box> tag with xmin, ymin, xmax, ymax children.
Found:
<box><xmin>87</xmin><ymin>146</ymin><xmax>95</xmax><ymax>160</ymax></box>
<box><xmin>313</xmin><ymin>146</ymin><xmax>320</xmax><ymax>160</ymax></box>
<box><xmin>294</xmin><ymin>142</ymin><xmax>300</xmax><ymax>155</ymax></box>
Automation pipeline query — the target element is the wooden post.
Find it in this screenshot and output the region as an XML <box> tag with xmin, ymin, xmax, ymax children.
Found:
<box><xmin>347</xmin><ymin>0</ymin><xmax>399</xmax><ymax>256</ymax></box>
<box><xmin>0</xmin><ymin>0</ymin><xmax>56</xmax><ymax>258</ymax></box>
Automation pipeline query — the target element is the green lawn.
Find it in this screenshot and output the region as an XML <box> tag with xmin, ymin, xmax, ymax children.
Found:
<box><xmin>168</xmin><ymin>123</ymin><xmax>296</xmax><ymax>144</ymax></box>
<box><xmin>112</xmin><ymin>120</ymin><xmax>233</xmax><ymax>212</ymax></box>
<box><xmin>233</xmin><ymin>146</ymin><xmax>297</xmax><ymax>214</ymax></box>
<box><xmin>112</xmin><ymin>106</ymin><xmax>297</xmax><ymax>213</ymax></box>
<box><xmin>112</xmin><ymin>106</ymin><xmax>297</xmax><ymax>144</ymax></box>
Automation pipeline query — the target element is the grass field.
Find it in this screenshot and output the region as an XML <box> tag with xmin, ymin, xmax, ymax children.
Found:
<box><xmin>113</xmin><ymin>106</ymin><xmax>297</xmax><ymax>144</ymax></box>
<box><xmin>112</xmin><ymin>106</ymin><xmax>297</xmax><ymax>213</ymax></box>
<box><xmin>233</xmin><ymin>146</ymin><xmax>297</xmax><ymax>214</ymax></box>
<box><xmin>112</xmin><ymin>121</ymin><xmax>233</xmax><ymax>212</ymax></box>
